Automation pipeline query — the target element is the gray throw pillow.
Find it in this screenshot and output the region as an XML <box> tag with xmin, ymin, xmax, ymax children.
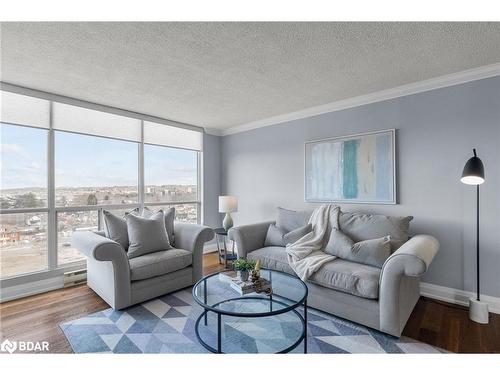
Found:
<box><xmin>103</xmin><ymin>210</ymin><xmax>129</xmax><ymax>250</ymax></box>
<box><xmin>324</xmin><ymin>228</ymin><xmax>391</xmax><ymax>268</ymax></box>
<box><xmin>276</xmin><ymin>207</ymin><xmax>311</xmax><ymax>232</ymax></box>
<box><xmin>337</xmin><ymin>210</ymin><xmax>413</xmax><ymax>251</ymax></box>
<box><xmin>126</xmin><ymin>211</ymin><xmax>172</xmax><ymax>259</ymax></box>
<box><xmin>264</xmin><ymin>223</ymin><xmax>312</xmax><ymax>247</ymax></box>
<box><xmin>128</xmin><ymin>207</ymin><xmax>143</xmax><ymax>217</ymax></box>
<box><xmin>284</xmin><ymin>224</ymin><xmax>313</xmax><ymax>245</ymax></box>
<box><xmin>264</xmin><ymin>224</ymin><xmax>286</xmax><ymax>246</ymax></box>
<box><xmin>142</xmin><ymin>207</ymin><xmax>176</xmax><ymax>245</ymax></box>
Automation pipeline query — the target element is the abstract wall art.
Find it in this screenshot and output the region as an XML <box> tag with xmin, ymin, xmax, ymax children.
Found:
<box><xmin>305</xmin><ymin>129</ymin><xmax>396</xmax><ymax>204</ymax></box>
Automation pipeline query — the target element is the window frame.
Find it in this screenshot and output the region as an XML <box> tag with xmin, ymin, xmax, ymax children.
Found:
<box><xmin>0</xmin><ymin>85</ymin><xmax>204</xmax><ymax>285</ymax></box>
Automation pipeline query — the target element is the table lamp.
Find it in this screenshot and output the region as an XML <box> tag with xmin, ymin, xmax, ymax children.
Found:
<box><xmin>219</xmin><ymin>196</ymin><xmax>238</xmax><ymax>231</ymax></box>
<box><xmin>460</xmin><ymin>148</ymin><xmax>488</xmax><ymax>324</ymax></box>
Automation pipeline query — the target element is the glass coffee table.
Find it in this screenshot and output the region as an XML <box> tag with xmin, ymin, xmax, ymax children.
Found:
<box><xmin>192</xmin><ymin>269</ymin><xmax>308</xmax><ymax>353</ymax></box>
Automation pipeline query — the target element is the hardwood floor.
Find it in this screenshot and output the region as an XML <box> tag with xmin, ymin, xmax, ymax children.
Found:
<box><xmin>1</xmin><ymin>252</ymin><xmax>498</xmax><ymax>353</ymax></box>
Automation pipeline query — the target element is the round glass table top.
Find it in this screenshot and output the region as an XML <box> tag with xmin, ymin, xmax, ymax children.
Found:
<box><xmin>192</xmin><ymin>268</ymin><xmax>308</xmax><ymax>317</ymax></box>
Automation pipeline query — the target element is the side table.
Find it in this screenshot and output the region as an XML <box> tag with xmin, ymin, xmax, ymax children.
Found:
<box><xmin>214</xmin><ymin>227</ymin><xmax>236</xmax><ymax>268</ymax></box>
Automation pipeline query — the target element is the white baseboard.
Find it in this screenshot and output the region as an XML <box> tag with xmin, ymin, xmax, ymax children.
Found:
<box><xmin>203</xmin><ymin>247</ymin><xmax>218</xmax><ymax>254</ymax></box>
<box><xmin>0</xmin><ymin>276</ymin><xmax>63</xmax><ymax>303</ymax></box>
<box><xmin>203</xmin><ymin>241</ymin><xmax>218</xmax><ymax>254</ymax></box>
<box><xmin>420</xmin><ymin>282</ymin><xmax>500</xmax><ymax>315</ymax></box>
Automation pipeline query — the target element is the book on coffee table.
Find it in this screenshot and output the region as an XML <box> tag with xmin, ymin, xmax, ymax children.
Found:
<box><xmin>230</xmin><ymin>279</ymin><xmax>255</xmax><ymax>295</ymax></box>
<box><xmin>218</xmin><ymin>270</ymin><xmax>237</xmax><ymax>283</ymax></box>
<box><xmin>230</xmin><ymin>278</ymin><xmax>272</xmax><ymax>295</ymax></box>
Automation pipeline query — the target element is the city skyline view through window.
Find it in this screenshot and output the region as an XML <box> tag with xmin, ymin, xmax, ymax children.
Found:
<box><xmin>0</xmin><ymin>90</ymin><xmax>202</xmax><ymax>280</ymax></box>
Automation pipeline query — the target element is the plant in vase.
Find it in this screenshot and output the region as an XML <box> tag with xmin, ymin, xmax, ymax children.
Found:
<box><xmin>234</xmin><ymin>259</ymin><xmax>256</xmax><ymax>282</ymax></box>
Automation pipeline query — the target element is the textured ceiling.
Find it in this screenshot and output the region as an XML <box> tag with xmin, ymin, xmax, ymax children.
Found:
<box><xmin>1</xmin><ymin>22</ymin><xmax>500</xmax><ymax>131</ymax></box>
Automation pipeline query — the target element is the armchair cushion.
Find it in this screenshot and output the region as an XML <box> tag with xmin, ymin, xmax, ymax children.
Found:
<box><xmin>103</xmin><ymin>210</ymin><xmax>129</xmax><ymax>250</ymax></box>
<box><xmin>142</xmin><ymin>207</ymin><xmax>176</xmax><ymax>246</ymax></box>
<box><xmin>128</xmin><ymin>248</ymin><xmax>192</xmax><ymax>281</ymax></box>
<box><xmin>126</xmin><ymin>211</ymin><xmax>172</xmax><ymax>259</ymax></box>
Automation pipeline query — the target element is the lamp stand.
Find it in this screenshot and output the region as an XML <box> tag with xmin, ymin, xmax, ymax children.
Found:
<box><xmin>222</xmin><ymin>212</ymin><xmax>233</xmax><ymax>231</ymax></box>
<box><xmin>469</xmin><ymin>184</ymin><xmax>489</xmax><ymax>324</ymax></box>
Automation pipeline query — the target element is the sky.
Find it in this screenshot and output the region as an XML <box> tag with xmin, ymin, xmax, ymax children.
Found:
<box><xmin>0</xmin><ymin>123</ymin><xmax>197</xmax><ymax>190</ymax></box>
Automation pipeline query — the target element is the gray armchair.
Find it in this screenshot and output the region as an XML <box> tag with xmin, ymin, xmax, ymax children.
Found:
<box><xmin>72</xmin><ymin>222</ymin><xmax>214</xmax><ymax>309</ymax></box>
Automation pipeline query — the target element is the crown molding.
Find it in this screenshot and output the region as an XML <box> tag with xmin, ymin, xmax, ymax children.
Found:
<box><xmin>220</xmin><ymin>62</ymin><xmax>500</xmax><ymax>137</ymax></box>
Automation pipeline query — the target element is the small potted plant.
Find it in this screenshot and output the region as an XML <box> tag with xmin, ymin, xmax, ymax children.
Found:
<box><xmin>234</xmin><ymin>259</ymin><xmax>256</xmax><ymax>282</ymax></box>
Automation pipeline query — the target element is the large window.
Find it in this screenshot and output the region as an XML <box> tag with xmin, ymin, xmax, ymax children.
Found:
<box><xmin>0</xmin><ymin>123</ymin><xmax>48</xmax><ymax>209</ymax></box>
<box><xmin>0</xmin><ymin>213</ymin><xmax>48</xmax><ymax>278</ymax></box>
<box><xmin>1</xmin><ymin>91</ymin><xmax>50</xmax><ymax>278</ymax></box>
<box><xmin>57</xmin><ymin>210</ymin><xmax>98</xmax><ymax>265</ymax></box>
<box><xmin>144</xmin><ymin>145</ymin><xmax>199</xmax><ymax>223</ymax></box>
<box><xmin>54</xmin><ymin>132</ymin><xmax>139</xmax><ymax>264</ymax></box>
<box><xmin>55</xmin><ymin>132</ymin><xmax>139</xmax><ymax>207</ymax></box>
<box><xmin>0</xmin><ymin>89</ymin><xmax>202</xmax><ymax>280</ymax></box>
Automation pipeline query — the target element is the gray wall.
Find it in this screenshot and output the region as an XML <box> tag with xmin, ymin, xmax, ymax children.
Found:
<box><xmin>203</xmin><ymin>133</ymin><xmax>222</xmax><ymax>229</ymax></box>
<box><xmin>221</xmin><ymin>77</ymin><xmax>500</xmax><ymax>297</ymax></box>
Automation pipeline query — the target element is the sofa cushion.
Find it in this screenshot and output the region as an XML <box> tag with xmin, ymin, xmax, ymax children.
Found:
<box><xmin>247</xmin><ymin>246</ymin><xmax>295</xmax><ymax>275</ymax></box>
<box><xmin>126</xmin><ymin>211</ymin><xmax>172</xmax><ymax>259</ymax></box>
<box><xmin>129</xmin><ymin>248</ymin><xmax>192</xmax><ymax>281</ymax></box>
<box><xmin>264</xmin><ymin>223</ymin><xmax>312</xmax><ymax>247</ymax></box>
<box><xmin>248</xmin><ymin>246</ymin><xmax>380</xmax><ymax>299</ymax></box>
<box><xmin>337</xmin><ymin>210</ymin><xmax>413</xmax><ymax>251</ymax></box>
<box><xmin>276</xmin><ymin>207</ymin><xmax>311</xmax><ymax>232</ymax></box>
<box><xmin>324</xmin><ymin>228</ymin><xmax>391</xmax><ymax>268</ymax></box>
<box><xmin>308</xmin><ymin>259</ymin><xmax>381</xmax><ymax>299</ymax></box>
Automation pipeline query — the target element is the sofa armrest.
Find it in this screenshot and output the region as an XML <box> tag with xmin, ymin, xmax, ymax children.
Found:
<box><xmin>381</xmin><ymin>235</ymin><xmax>439</xmax><ymax>279</ymax></box>
<box><xmin>174</xmin><ymin>223</ymin><xmax>214</xmax><ymax>282</ymax></box>
<box><xmin>228</xmin><ymin>221</ymin><xmax>274</xmax><ymax>259</ymax></box>
<box><xmin>379</xmin><ymin>235</ymin><xmax>439</xmax><ymax>336</ymax></box>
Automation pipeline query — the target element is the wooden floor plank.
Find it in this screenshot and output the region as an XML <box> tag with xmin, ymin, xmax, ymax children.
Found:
<box><xmin>1</xmin><ymin>252</ymin><xmax>498</xmax><ymax>353</ymax></box>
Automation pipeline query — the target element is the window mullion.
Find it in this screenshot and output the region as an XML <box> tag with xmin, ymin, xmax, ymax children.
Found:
<box><xmin>47</xmin><ymin>102</ymin><xmax>57</xmax><ymax>270</ymax></box>
<box><xmin>139</xmin><ymin>121</ymin><xmax>145</xmax><ymax>212</ymax></box>
<box><xmin>198</xmin><ymin>151</ymin><xmax>202</xmax><ymax>225</ymax></box>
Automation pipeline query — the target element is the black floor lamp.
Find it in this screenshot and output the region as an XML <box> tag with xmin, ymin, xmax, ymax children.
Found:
<box><xmin>460</xmin><ymin>148</ymin><xmax>488</xmax><ymax>324</ymax></box>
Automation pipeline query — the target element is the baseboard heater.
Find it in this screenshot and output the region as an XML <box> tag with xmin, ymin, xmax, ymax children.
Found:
<box><xmin>63</xmin><ymin>269</ymin><xmax>87</xmax><ymax>287</ymax></box>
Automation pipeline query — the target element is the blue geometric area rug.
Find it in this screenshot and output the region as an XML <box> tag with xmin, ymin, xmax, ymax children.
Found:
<box><xmin>60</xmin><ymin>288</ymin><xmax>444</xmax><ymax>354</ymax></box>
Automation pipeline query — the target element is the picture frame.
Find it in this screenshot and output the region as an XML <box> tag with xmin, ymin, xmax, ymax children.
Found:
<box><xmin>304</xmin><ymin>129</ymin><xmax>396</xmax><ymax>204</ymax></box>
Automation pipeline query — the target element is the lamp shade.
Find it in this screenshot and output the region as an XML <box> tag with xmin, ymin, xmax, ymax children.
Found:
<box><xmin>219</xmin><ymin>196</ymin><xmax>238</xmax><ymax>213</ymax></box>
<box><xmin>461</xmin><ymin>149</ymin><xmax>485</xmax><ymax>185</ymax></box>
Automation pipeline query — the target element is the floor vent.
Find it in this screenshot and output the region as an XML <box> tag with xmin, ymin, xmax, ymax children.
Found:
<box><xmin>63</xmin><ymin>269</ymin><xmax>87</xmax><ymax>287</ymax></box>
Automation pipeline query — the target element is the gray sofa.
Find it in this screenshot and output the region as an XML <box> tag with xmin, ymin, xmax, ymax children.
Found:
<box><xmin>229</xmin><ymin>221</ymin><xmax>439</xmax><ymax>337</ymax></box>
<box><xmin>72</xmin><ymin>222</ymin><xmax>214</xmax><ymax>309</ymax></box>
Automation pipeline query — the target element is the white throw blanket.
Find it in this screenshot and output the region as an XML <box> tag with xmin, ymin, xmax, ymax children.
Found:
<box><xmin>286</xmin><ymin>204</ymin><xmax>337</xmax><ymax>281</ymax></box>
